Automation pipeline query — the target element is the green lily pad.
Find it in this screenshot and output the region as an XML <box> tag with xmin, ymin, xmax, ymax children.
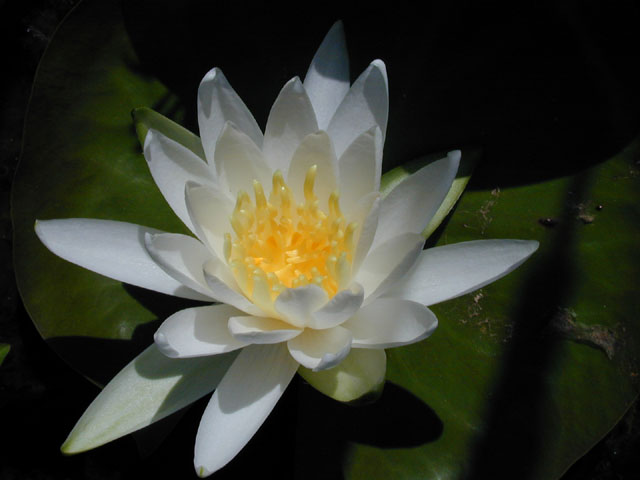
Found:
<box><xmin>11</xmin><ymin>0</ymin><xmax>640</xmax><ymax>478</ymax></box>
<box><xmin>12</xmin><ymin>0</ymin><xmax>193</xmax><ymax>385</ymax></box>
<box><xmin>343</xmin><ymin>142</ymin><xmax>640</xmax><ymax>479</ymax></box>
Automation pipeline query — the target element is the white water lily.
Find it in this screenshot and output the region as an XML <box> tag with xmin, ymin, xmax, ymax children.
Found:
<box><xmin>35</xmin><ymin>22</ymin><xmax>538</xmax><ymax>477</ymax></box>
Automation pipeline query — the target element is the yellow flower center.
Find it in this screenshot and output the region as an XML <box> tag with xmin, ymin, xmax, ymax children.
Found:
<box><xmin>224</xmin><ymin>166</ymin><xmax>356</xmax><ymax>311</ymax></box>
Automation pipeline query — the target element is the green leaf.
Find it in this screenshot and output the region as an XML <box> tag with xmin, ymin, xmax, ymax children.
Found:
<box><xmin>0</xmin><ymin>343</ymin><xmax>10</xmax><ymax>366</ymax></box>
<box><xmin>11</xmin><ymin>0</ymin><xmax>193</xmax><ymax>384</ymax></box>
<box><xmin>344</xmin><ymin>142</ymin><xmax>640</xmax><ymax>479</ymax></box>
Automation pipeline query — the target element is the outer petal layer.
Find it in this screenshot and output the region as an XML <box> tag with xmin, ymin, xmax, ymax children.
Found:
<box><xmin>344</xmin><ymin>298</ymin><xmax>438</xmax><ymax>349</ymax></box>
<box><xmin>194</xmin><ymin>344</ymin><xmax>298</xmax><ymax>477</ymax></box>
<box><xmin>143</xmin><ymin>129</ymin><xmax>217</xmax><ymax>234</ymax></box>
<box><xmin>303</xmin><ymin>21</ymin><xmax>350</xmax><ymax>129</ymax></box>
<box><xmin>35</xmin><ymin>219</ymin><xmax>208</xmax><ymax>300</ymax></box>
<box><xmin>373</xmin><ymin>151</ymin><xmax>460</xmax><ymax>249</ymax></box>
<box><xmin>327</xmin><ymin>60</ymin><xmax>388</xmax><ymax>158</ymax></box>
<box><xmin>228</xmin><ymin>315</ymin><xmax>302</xmax><ymax>344</ymax></box>
<box><xmin>154</xmin><ymin>305</ymin><xmax>247</xmax><ymax>358</ymax></box>
<box><xmin>385</xmin><ymin>239</ymin><xmax>540</xmax><ymax>306</ymax></box>
<box><xmin>197</xmin><ymin>67</ymin><xmax>263</xmax><ymax>163</ymax></box>
<box><xmin>356</xmin><ymin>232</ymin><xmax>426</xmax><ymax>301</ymax></box>
<box><xmin>287</xmin><ymin>326</ymin><xmax>352</xmax><ymax>371</ymax></box>
<box><xmin>62</xmin><ymin>345</ymin><xmax>237</xmax><ymax>453</ymax></box>
<box><xmin>144</xmin><ymin>232</ymin><xmax>214</xmax><ymax>298</ymax></box>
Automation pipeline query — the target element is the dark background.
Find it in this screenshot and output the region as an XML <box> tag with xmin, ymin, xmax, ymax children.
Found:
<box><xmin>1</xmin><ymin>0</ymin><xmax>639</xmax><ymax>478</ymax></box>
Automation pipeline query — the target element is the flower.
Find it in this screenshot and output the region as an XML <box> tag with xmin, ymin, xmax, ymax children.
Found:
<box><xmin>34</xmin><ymin>22</ymin><xmax>538</xmax><ymax>477</ymax></box>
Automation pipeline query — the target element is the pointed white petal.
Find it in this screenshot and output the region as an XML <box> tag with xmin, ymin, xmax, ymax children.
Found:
<box><xmin>303</xmin><ymin>21</ymin><xmax>350</xmax><ymax>129</ymax></box>
<box><xmin>184</xmin><ymin>183</ymin><xmax>234</xmax><ymax>260</ymax></box>
<box><xmin>274</xmin><ymin>284</ymin><xmax>329</xmax><ymax>328</ymax></box>
<box><xmin>385</xmin><ymin>239</ymin><xmax>540</xmax><ymax>306</ymax></box>
<box><xmin>143</xmin><ymin>130</ymin><xmax>218</xmax><ymax>234</ymax></box>
<box><xmin>338</xmin><ymin>127</ymin><xmax>383</xmax><ymax>215</ymax></box>
<box><xmin>373</xmin><ymin>151</ymin><xmax>460</xmax><ymax>249</ymax></box>
<box><xmin>298</xmin><ymin>348</ymin><xmax>386</xmax><ymax>402</ymax></box>
<box><xmin>62</xmin><ymin>345</ymin><xmax>237</xmax><ymax>454</ymax></box>
<box><xmin>202</xmin><ymin>259</ymin><xmax>264</xmax><ymax>317</ymax></box>
<box><xmin>154</xmin><ymin>305</ymin><xmax>247</xmax><ymax>358</ymax></box>
<box><xmin>228</xmin><ymin>315</ymin><xmax>302</xmax><ymax>344</ymax></box>
<box><xmin>309</xmin><ymin>283</ymin><xmax>364</xmax><ymax>330</ymax></box>
<box><xmin>344</xmin><ymin>298</ymin><xmax>438</xmax><ymax>349</ymax></box>
<box><xmin>287</xmin><ymin>326</ymin><xmax>352</xmax><ymax>371</ymax></box>
<box><xmin>286</xmin><ymin>131</ymin><xmax>337</xmax><ymax>206</ymax></box>
<box><xmin>197</xmin><ymin>68</ymin><xmax>263</xmax><ymax>164</ymax></box>
<box><xmin>35</xmin><ymin>219</ymin><xmax>208</xmax><ymax>300</ymax></box>
<box><xmin>356</xmin><ymin>232</ymin><xmax>425</xmax><ymax>302</ymax></box>
<box><xmin>194</xmin><ymin>344</ymin><xmax>298</xmax><ymax>477</ymax></box>
<box><xmin>144</xmin><ymin>232</ymin><xmax>214</xmax><ymax>298</ymax></box>
<box><xmin>263</xmin><ymin>77</ymin><xmax>319</xmax><ymax>175</ymax></box>
<box><xmin>327</xmin><ymin>60</ymin><xmax>388</xmax><ymax>158</ymax></box>
<box><xmin>213</xmin><ymin>122</ymin><xmax>272</xmax><ymax>195</ymax></box>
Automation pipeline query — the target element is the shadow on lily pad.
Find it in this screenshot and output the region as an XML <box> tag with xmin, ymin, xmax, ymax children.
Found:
<box><xmin>464</xmin><ymin>171</ymin><xmax>590</xmax><ymax>479</ymax></box>
<box><xmin>46</xmin><ymin>284</ymin><xmax>205</xmax><ymax>385</ymax></box>
<box><xmin>294</xmin><ymin>380</ymin><xmax>443</xmax><ymax>479</ymax></box>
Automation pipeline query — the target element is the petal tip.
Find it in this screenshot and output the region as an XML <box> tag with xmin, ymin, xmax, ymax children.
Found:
<box><xmin>201</xmin><ymin>66</ymin><xmax>221</xmax><ymax>84</ymax></box>
<box><xmin>196</xmin><ymin>465</ymin><xmax>212</xmax><ymax>478</ymax></box>
<box><xmin>527</xmin><ymin>239</ymin><xmax>540</xmax><ymax>253</ymax></box>
<box><xmin>370</xmin><ymin>59</ymin><xmax>387</xmax><ymax>74</ymax></box>
<box><xmin>447</xmin><ymin>149</ymin><xmax>462</xmax><ymax>162</ymax></box>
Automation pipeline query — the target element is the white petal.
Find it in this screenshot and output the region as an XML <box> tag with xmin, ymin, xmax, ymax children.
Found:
<box><xmin>274</xmin><ymin>284</ymin><xmax>329</xmax><ymax>328</ymax></box>
<box><xmin>143</xmin><ymin>130</ymin><xmax>218</xmax><ymax>234</ymax></box>
<box><xmin>287</xmin><ymin>326</ymin><xmax>352</xmax><ymax>371</ymax></box>
<box><xmin>197</xmin><ymin>68</ymin><xmax>263</xmax><ymax>164</ymax></box>
<box><xmin>298</xmin><ymin>348</ymin><xmax>386</xmax><ymax>402</ymax></box>
<box><xmin>213</xmin><ymin>122</ymin><xmax>272</xmax><ymax>195</ymax></box>
<box><xmin>202</xmin><ymin>259</ymin><xmax>265</xmax><ymax>317</ymax></box>
<box><xmin>327</xmin><ymin>60</ymin><xmax>388</xmax><ymax>158</ymax></box>
<box><xmin>372</xmin><ymin>151</ymin><xmax>460</xmax><ymax>249</ymax></box>
<box><xmin>286</xmin><ymin>131</ymin><xmax>337</xmax><ymax>206</ymax></box>
<box><xmin>144</xmin><ymin>232</ymin><xmax>214</xmax><ymax>298</ymax></box>
<box><xmin>338</xmin><ymin>127</ymin><xmax>383</xmax><ymax>216</ymax></box>
<box><xmin>356</xmin><ymin>232</ymin><xmax>425</xmax><ymax>302</ymax></box>
<box><xmin>154</xmin><ymin>305</ymin><xmax>247</xmax><ymax>358</ymax></box>
<box><xmin>263</xmin><ymin>77</ymin><xmax>319</xmax><ymax>175</ymax></box>
<box><xmin>228</xmin><ymin>315</ymin><xmax>302</xmax><ymax>344</ymax></box>
<box><xmin>194</xmin><ymin>344</ymin><xmax>298</xmax><ymax>477</ymax></box>
<box><xmin>309</xmin><ymin>283</ymin><xmax>364</xmax><ymax>330</ymax></box>
<box><xmin>35</xmin><ymin>219</ymin><xmax>208</xmax><ymax>300</ymax></box>
<box><xmin>184</xmin><ymin>183</ymin><xmax>234</xmax><ymax>260</ymax></box>
<box><xmin>62</xmin><ymin>345</ymin><xmax>237</xmax><ymax>453</ymax></box>
<box><xmin>351</xmin><ymin>192</ymin><xmax>381</xmax><ymax>275</ymax></box>
<box><xmin>303</xmin><ymin>21</ymin><xmax>350</xmax><ymax>129</ymax></box>
<box><xmin>344</xmin><ymin>298</ymin><xmax>438</xmax><ymax>349</ymax></box>
<box><xmin>384</xmin><ymin>239</ymin><xmax>540</xmax><ymax>306</ymax></box>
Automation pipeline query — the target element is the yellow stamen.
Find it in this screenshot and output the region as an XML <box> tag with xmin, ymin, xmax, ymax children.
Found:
<box><xmin>225</xmin><ymin>166</ymin><xmax>356</xmax><ymax>307</ymax></box>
